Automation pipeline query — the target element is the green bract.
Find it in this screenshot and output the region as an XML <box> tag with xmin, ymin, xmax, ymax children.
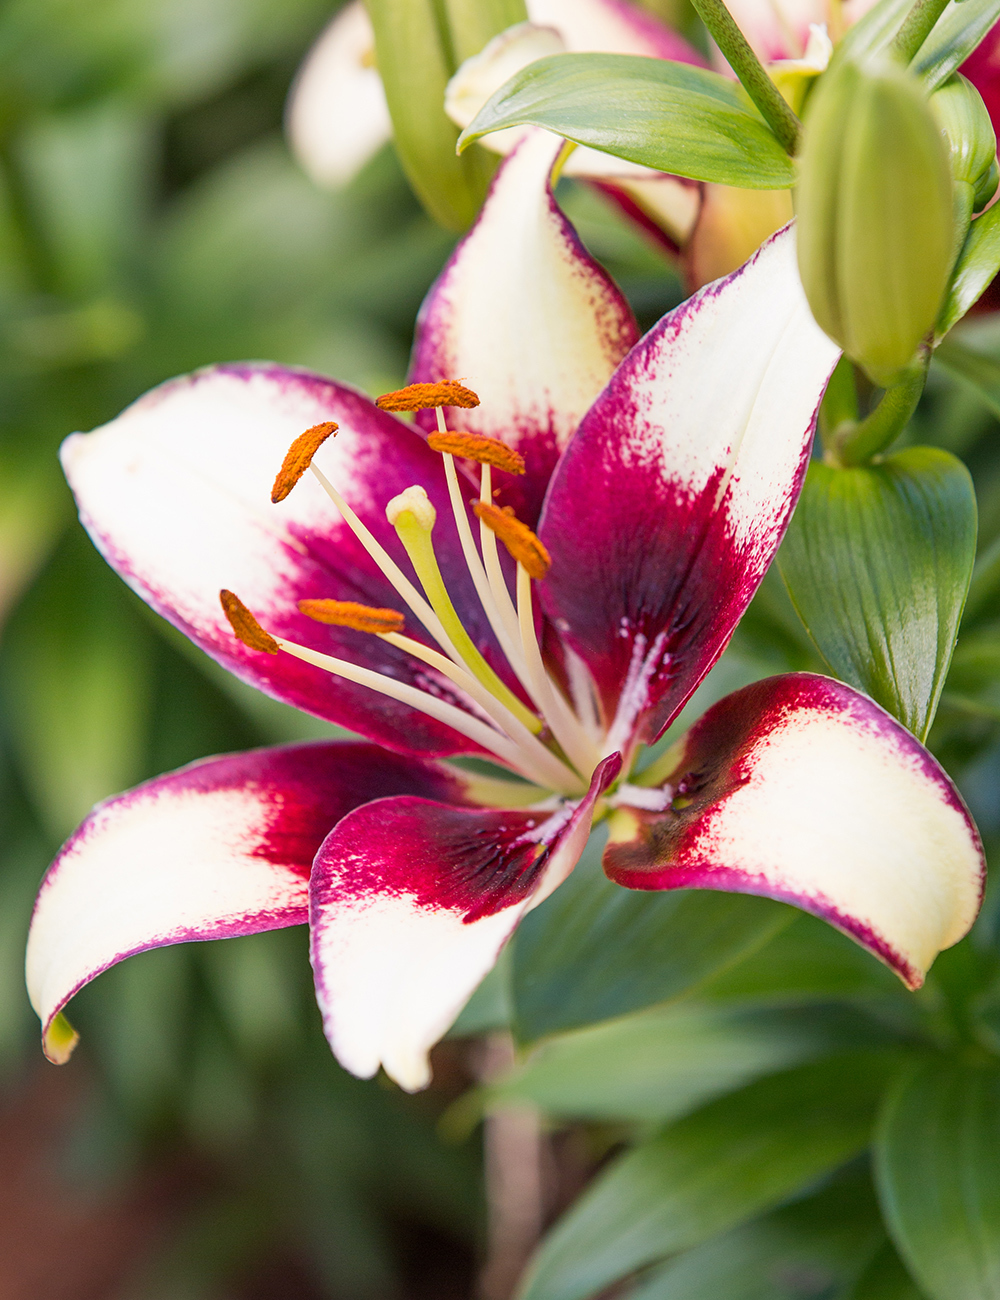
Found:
<box><xmin>796</xmin><ymin>57</ymin><xmax>955</xmax><ymax>385</ymax></box>
<box><xmin>930</xmin><ymin>73</ymin><xmax>997</xmax><ymax>215</ymax></box>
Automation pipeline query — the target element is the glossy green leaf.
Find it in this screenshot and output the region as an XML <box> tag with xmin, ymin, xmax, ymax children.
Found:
<box><xmin>875</xmin><ymin>1059</ymin><xmax>1000</xmax><ymax>1300</ymax></box>
<box><xmin>364</xmin><ymin>0</ymin><xmax>525</xmax><ymax>230</ymax></box>
<box><xmin>487</xmin><ymin>1002</ymin><xmax>884</xmax><ymax>1122</ymax></box>
<box><xmin>778</xmin><ymin>448</ymin><xmax>978</xmax><ymax>740</ymax></box>
<box><xmin>832</xmin><ymin>0</ymin><xmax>913</xmax><ymax>66</ymax></box>
<box><xmin>938</xmin><ymin>205</ymin><xmax>1000</xmax><ymax>339</ymax></box>
<box><xmin>913</xmin><ymin>0</ymin><xmax>1000</xmax><ymax>92</ymax></box>
<box><xmin>517</xmin><ymin>1053</ymin><xmax>899</xmax><ymax>1300</ymax></box>
<box><xmin>700</xmin><ymin>912</ymin><xmax>905</xmax><ymax>1004</ymax></box>
<box><xmin>631</xmin><ymin>1173</ymin><xmax>884</xmax><ymax>1300</ymax></box>
<box><xmin>511</xmin><ymin>840</ymin><xmax>792</xmax><ymax>1042</ymax></box>
<box><xmin>457</xmin><ymin>53</ymin><xmax>798</xmax><ymax>189</ymax></box>
<box><xmin>935</xmin><ymin>334</ymin><xmax>1000</xmax><ymax>417</ymax></box>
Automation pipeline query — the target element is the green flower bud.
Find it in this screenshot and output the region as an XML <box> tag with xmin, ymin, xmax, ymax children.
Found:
<box><xmin>930</xmin><ymin>74</ymin><xmax>997</xmax><ymax>213</ymax></box>
<box><xmin>796</xmin><ymin>57</ymin><xmax>955</xmax><ymax>387</ymax></box>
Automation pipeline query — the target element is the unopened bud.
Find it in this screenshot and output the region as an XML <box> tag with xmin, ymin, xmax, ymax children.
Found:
<box><xmin>930</xmin><ymin>74</ymin><xmax>997</xmax><ymax>212</ymax></box>
<box><xmin>796</xmin><ymin>57</ymin><xmax>955</xmax><ymax>387</ymax></box>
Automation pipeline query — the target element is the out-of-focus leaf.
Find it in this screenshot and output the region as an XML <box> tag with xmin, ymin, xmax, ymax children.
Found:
<box><xmin>458</xmin><ymin>54</ymin><xmax>798</xmax><ymax>189</ymax></box>
<box><xmin>1</xmin><ymin>535</ymin><xmax>154</xmax><ymax>836</ymax></box>
<box><xmin>845</xmin><ymin>1243</ymin><xmax>929</xmax><ymax>1298</ymax></box>
<box><xmin>364</xmin><ymin>0</ymin><xmax>520</xmax><ymax>229</ymax></box>
<box><xmin>876</xmin><ymin>1058</ymin><xmax>1000</xmax><ymax>1300</ymax></box>
<box><xmin>630</xmin><ymin>1173</ymin><xmax>884</xmax><ymax>1300</ymax></box>
<box><xmin>913</xmin><ymin>0</ymin><xmax>1000</xmax><ymax>92</ymax></box>
<box><xmin>0</xmin><ymin>454</ymin><xmax>67</xmax><ymax>627</ymax></box>
<box><xmin>518</xmin><ymin>1052</ymin><xmax>900</xmax><ymax>1300</ymax></box>
<box><xmin>832</xmin><ymin>0</ymin><xmax>912</xmax><ymax>63</ymax></box>
<box><xmin>779</xmin><ymin>448</ymin><xmax>977</xmax><ymax>741</ymax></box>
<box><xmin>486</xmin><ymin>1002</ymin><xmax>885</xmax><ymax>1122</ymax></box>
<box><xmin>938</xmin><ymin>205</ymin><xmax>1000</xmax><ymax>341</ymax></box>
<box><xmin>935</xmin><ymin>334</ymin><xmax>1000</xmax><ymax>418</ymax></box>
<box><xmin>964</xmin><ymin>532</ymin><xmax>1000</xmax><ymax>626</ymax></box>
<box><xmin>511</xmin><ymin>838</ymin><xmax>792</xmax><ymax>1042</ymax></box>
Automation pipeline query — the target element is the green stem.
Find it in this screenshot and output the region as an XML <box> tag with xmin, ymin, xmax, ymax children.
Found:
<box><xmin>687</xmin><ymin>0</ymin><xmax>802</xmax><ymax>154</ymax></box>
<box><xmin>828</xmin><ymin>353</ymin><xmax>928</xmax><ymax>467</ymax></box>
<box><xmin>889</xmin><ymin>0</ymin><xmax>952</xmax><ymax>64</ymax></box>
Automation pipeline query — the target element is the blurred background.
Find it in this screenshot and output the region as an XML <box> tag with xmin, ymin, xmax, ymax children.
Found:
<box><xmin>0</xmin><ymin>1</ymin><xmax>997</xmax><ymax>1297</ymax></box>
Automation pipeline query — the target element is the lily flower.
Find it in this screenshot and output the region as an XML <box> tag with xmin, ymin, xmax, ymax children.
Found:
<box><xmin>26</xmin><ymin>134</ymin><xmax>984</xmax><ymax>1091</ymax></box>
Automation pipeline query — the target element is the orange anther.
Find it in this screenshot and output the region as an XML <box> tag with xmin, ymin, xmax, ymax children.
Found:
<box><xmin>220</xmin><ymin>590</ymin><xmax>279</xmax><ymax>654</ymax></box>
<box><xmin>376</xmin><ymin>381</ymin><xmax>480</xmax><ymax>412</ymax></box>
<box><xmin>298</xmin><ymin>599</ymin><xmax>405</xmax><ymax>634</ymax></box>
<box><xmin>271</xmin><ymin>421</ymin><xmax>338</xmax><ymax>503</ymax></box>
<box><xmin>427</xmin><ymin>432</ymin><xmax>525</xmax><ymax>474</ymax></box>
<box><xmin>473</xmin><ymin>503</ymin><xmax>551</xmax><ymax>580</ymax></box>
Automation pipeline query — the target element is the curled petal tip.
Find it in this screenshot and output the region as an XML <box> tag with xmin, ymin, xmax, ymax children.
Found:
<box><xmin>42</xmin><ymin>1012</ymin><xmax>79</xmax><ymax>1065</ymax></box>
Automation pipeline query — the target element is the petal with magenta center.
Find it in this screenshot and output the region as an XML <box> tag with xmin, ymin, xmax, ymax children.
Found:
<box><xmin>63</xmin><ymin>363</ymin><xmax>521</xmax><ymax>758</ymax></box>
<box><xmin>605</xmin><ymin>675</ymin><xmax>984</xmax><ymax>989</ymax></box>
<box><xmin>539</xmin><ymin>224</ymin><xmax>840</xmax><ymax>747</ymax></box>
<box><xmin>27</xmin><ymin>742</ymin><xmax>467</xmax><ymax>1063</ymax></box>
<box><xmin>286</xmin><ymin>0</ymin><xmax>392</xmax><ymax>188</ymax></box>
<box><xmin>310</xmin><ymin>752</ymin><xmax>622</xmax><ymax>1090</ymax></box>
<box><xmin>409</xmin><ymin>131</ymin><xmax>639</xmax><ymax>526</ymax></box>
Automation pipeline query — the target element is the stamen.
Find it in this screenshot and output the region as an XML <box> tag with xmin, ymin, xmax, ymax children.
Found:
<box><xmin>427</xmin><ymin>432</ymin><xmax>525</xmax><ymax>474</ymax></box>
<box><xmin>388</xmin><ymin>485</ymin><xmax>543</xmax><ymax>736</ymax></box>
<box><xmin>220</xmin><ymin>590</ymin><xmax>279</xmax><ymax>654</ymax></box>
<box><xmin>271</xmin><ymin>422</ymin><xmax>338</xmax><ymax>503</ymax></box>
<box><xmin>299</xmin><ymin>599</ymin><xmax>405</xmax><ymax>634</ymax></box>
<box><xmin>515</xmin><ymin>565</ymin><xmax>601</xmax><ymax>778</ymax></box>
<box><xmin>478</xmin><ymin>464</ymin><xmax>522</xmax><ymax>649</ymax></box>
<box><xmin>474</xmin><ymin>503</ymin><xmax>551</xmax><ymax>580</ymax></box>
<box><xmin>376</xmin><ymin>381</ymin><xmax>480</xmax><ymax>411</ymax></box>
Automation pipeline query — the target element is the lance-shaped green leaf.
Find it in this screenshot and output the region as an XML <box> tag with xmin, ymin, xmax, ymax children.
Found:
<box><xmin>517</xmin><ymin>1052</ymin><xmax>899</xmax><ymax>1300</ymax></box>
<box><xmin>484</xmin><ymin>1002</ymin><xmax>881</xmax><ymax>1122</ymax></box>
<box><xmin>511</xmin><ymin>841</ymin><xmax>791</xmax><ymax>1042</ymax></box>
<box><xmin>938</xmin><ymin>204</ymin><xmax>1000</xmax><ymax>339</ymax></box>
<box><xmin>778</xmin><ymin>448</ymin><xmax>977</xmax><ymax>741</ymax></box>
<box><xmin>845</xmin><ymin>1243</ymin><xmax>927</xmax><ymax>1299</ymax></box>
<box><xmin>935</xmin><ymin>333</ymin><xmax>1000</xmax><ymax>417</ymax></box>
<box><xmin>875</xmin><ymin>1058</ymin><xmax>1000</xmax><ymax>1300</ymax></box>
<box><xmin>364</xmin><ymin>0</ymin><xmax>526</xmax><ymax>229</ymax></box>
<box><xmin>913</xmin><ymin>0</ymin><xmax>1000</xmax><ymax>93</ymax></box>
<box><xmin>631</xmin><ymin>1174</ymin><xmax>885</xmax><ymax>1300</ymax></box>
<box><xmin>457</xmin><ymin>53</ymin><xmax>798</xmax><ymax>189</ymax></box>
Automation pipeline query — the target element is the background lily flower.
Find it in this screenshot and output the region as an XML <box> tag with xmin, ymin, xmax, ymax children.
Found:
<box><xmin>26</xmin><ymin>132</ymin><xmax>983</xmax><ymax>1092</ymax></box>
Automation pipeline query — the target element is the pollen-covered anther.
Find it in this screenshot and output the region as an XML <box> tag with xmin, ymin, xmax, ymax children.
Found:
<box><xmin>427</xmin><ymin>431</ymin><xmax>525</xmax><ymax>474</ymax></box>
<box><xmin>299</xmin><ymin>599</ymin><xmax>405</xmax><ymax>634</ymax></box>
<box><xmin>376</xmin><ymin>381</ymin><xmax>480</xmax><ymax>412</ymax></box>
<box><xmin>220</xmin><ymin>589</ymin><xmax>279</xmax><ymax>654</ymax></box>
<box><xmin>473</xmin><ymin>503</ymin><xmax>551</xmax><ymax>580</ymax></box>
<box><xmin>271</xmin><ymin>421</ymin><xmax>339</xmax><ymax>503</ymax></box>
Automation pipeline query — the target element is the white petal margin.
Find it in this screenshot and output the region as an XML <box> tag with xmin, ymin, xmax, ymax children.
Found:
<box><xmin>527</xmin><ymin>0</ymin><xmax>701</xmax><ymax>60</ymax></box>
<box><xmin>26</xmin><ymin>742</ymin><xmax>465</xmax><ymax>1063</ymax></box>
<box><xmin>286</xmin><ymin>0</ymin><xmax>392</xmax><ymax>187</ymax></box>
<box><xmin>605</xmin><ymin>675</ymin><xmax>985</xmax><ymax>989</ymax></box>
<box><xmin>409</xmin><ymin>130</ymin><xmax>638</xmax><ymax>501</ymax></box>
<box><xmin>310</xmin><ymin>753</ymin><xmax>621</xmax><ymax>1091</ymax></box>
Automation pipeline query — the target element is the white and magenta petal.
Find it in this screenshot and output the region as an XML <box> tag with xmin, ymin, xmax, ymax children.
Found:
<box><xmin>309</xmin><ymin>752</ymin><xmax>622</xmax><ymax>1090</ymax></box>
<box><xmin>539</xmin><ymin>223</ymin><xmax>840</xmax><ymax>747</ymax></box>
<box><xmin>605</xmin><ymin>675</ymin><xmax>985</xmax><ymax>988</ymax></box>
<box><xmin>408</xmin><ymin>131</ymin><xmax>639</xmax><ymax>526</ymax></box>
<box><xmin>286</xmin><ymin>0</ymin><xmax>392</xmax><ymax>188</ymax></box>
<box><xmin>527</xmin><ymin>0</ymin><xmax>703</xmax><ymax>63</ymax></box>
<box><xmin>62</xmin><ymin>363</ymin><xmax>517</xmax><ymax>757</ymax></box>
<box><xmin>26</xmin><ymin>742</ymin><xmax>467</xmax><ymax>1063</ymax></box>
